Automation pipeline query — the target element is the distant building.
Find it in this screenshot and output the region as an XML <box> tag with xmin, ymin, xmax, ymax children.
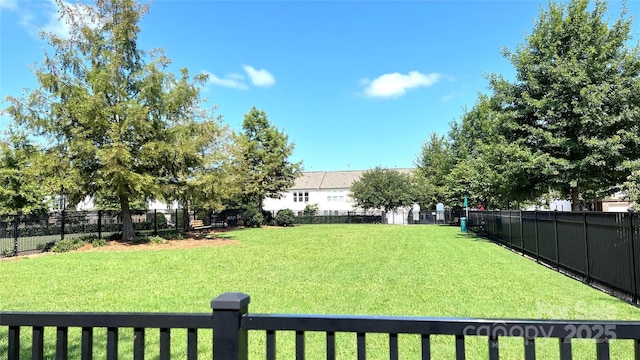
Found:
<box><xmin>263</xmin><ymin>169</ymin><xmax>413</xmax><ymax>217</ymax></box>
<box><xmin>595</xmin><ymin>192</ymin><xmax>634</xmax><ymax>212</ymax></box>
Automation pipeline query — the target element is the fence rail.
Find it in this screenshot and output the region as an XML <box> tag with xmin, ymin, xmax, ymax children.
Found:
<box><xmin>467</xmin><ymin>210</ymin><xmax>640</xmax><ymax>305</ymax></box>
<box><xmin>2</xmin><ymin>292</ymin><xmax>640</xmax><ymax>359</ymax></box>
<box><xmin>0</xmin><ymin>209</ymin><xmax>242</xmax><ymax>257</ymax></box>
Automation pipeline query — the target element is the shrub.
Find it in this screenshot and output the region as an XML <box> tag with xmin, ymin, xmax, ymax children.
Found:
<box><xmin>92</xmin><ymin>238</ymin><xmax>107</xmax><ymax>247</ymax></box>
<box><xmin>1</xmin><ymin>249</ymin><xmax>15</xmax><ymax>257</ymax></box>
<box><xmin>107</xmin><ymin>233</ymin><xmax>122</xmax><ymax>241</ymax></box>
<box><xmin>132</xmin><ymin>236</ymin><xmax>149</xmax><ymax>244</ymax></box>
<box><xmin>77</xmin><ymin>234</ymin><xmax>99</xmax><ymax>242</ymax></box>
<box><xmin>275</xmin><ymin>209</ymin><xmax>295</xmax><ymax>227</ymax></box>
<box><xmin>51</xmin><ymin>238</ymin><xmax>86</xmax><ymax>253</ymax></box>
<box><xmin>243</xmin><ymin>207</ymin><xmax>264</xmax><ymax>228</ymax></box>
<box><xmin>38</xmin><ymin>241</ymin><xmax>56</xmax><ymax>252</ymax></box>
<box><xmin>132</xmin><ymin>235</ymin><xmax>166</xmax><ymax>244</ymax></box>
<box><xmin>148</xmin><ymin>235</ymin><xmax>166</xmax><ymax>244</ymax></box>
<box><xmin>262</xmin><ymin>210</ymin><xmax>274</xmax><ymax>226</ymax></box>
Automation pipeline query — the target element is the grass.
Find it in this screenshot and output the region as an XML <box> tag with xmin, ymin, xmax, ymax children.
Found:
<box><xmin>1</xmin><ymin>224</ymin><xmax>640</xmax><ymax>359</ymax></box>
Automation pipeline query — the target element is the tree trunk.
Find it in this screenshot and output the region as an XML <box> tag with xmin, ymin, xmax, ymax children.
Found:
<box><xmin>571</xmin><ymin>186</ymin><xmax>581</xmax><ymax>212</ymax></box>
<box><xmin>119</xmin><ymin>194</ymin><xmax>135</xmax><ymax>241</ymax></box>
<box><xmin>182</xmin><ymin>205</ymin><xmax>190</xmax><ymax>233</ymax></box>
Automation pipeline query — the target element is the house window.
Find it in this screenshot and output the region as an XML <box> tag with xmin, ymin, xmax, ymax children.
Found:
<box><xmin>327</xmin><ymin>196</ymin><xmax>332</xmax><ymax>202</ymax></box>
<box><xmin>294</xmin><ymin>191</ymin><xmax>309</xmax><ymax>203</ymax></box>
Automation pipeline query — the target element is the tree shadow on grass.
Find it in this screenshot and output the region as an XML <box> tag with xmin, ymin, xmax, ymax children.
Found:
<box><xmin>453</xmin><ymin>232</ymin><xmax>492</xmax><ymax>243</ymax></box>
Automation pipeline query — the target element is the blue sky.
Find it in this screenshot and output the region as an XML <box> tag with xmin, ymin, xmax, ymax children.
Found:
<box><xmin>1</xmin><ymin>0</ymin><xmax>637</xmax><ymax>171</ymax></box>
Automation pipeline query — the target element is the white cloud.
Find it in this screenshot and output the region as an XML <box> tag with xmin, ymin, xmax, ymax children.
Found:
<box><xmin>10</xmin><ymin>0</ymin><xmax>99</xmax><ymax>39</ymax></box>
<box><xmin>44</xmin><ymin>0</ymin><xmax>98</xmax><ymax>39</ymax></box>
<box><xmin>203</xmin><ymin>71</ymin><xmax>248</xmax><ymax>90</ymax></box>
<box><xmin>0</xmin><ymin>0</ymin><xmax>18</xmax><ymax>11</ymax></box>
<box><xmin>362</xmin><ymin>71</ymin><xmax>442</xmax><ymax>99</ymax></box>
<box><xmin>243</xmin><ymin>65</ymin><xmax>275</xmax><ymax>87</ymax></box>
<box><xmin>42</xmin><ymin>1</ymin><xmax>71</xmax><ymax>38</ymax></box>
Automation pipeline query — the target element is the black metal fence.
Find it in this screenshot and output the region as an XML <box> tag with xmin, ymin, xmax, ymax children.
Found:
<box><xmin>0</xmin><ymin>209</ymin><xmax>242</xmax><ymax>257</ymax></box>
<box><xmin>292</xmin><ymin>211</ymin><xmax>383</xmax><ymax>225</ymax></box>
<box><xmin>467</xmin><ymin>210</ymin><xmax>640</xmax><ymax>305</ymax></box>
<box><xmin>266</xmin><ymin>209</ymin><xmax>462</xmax><ymax>225</ymax></box>
<box><xmin>2</xmin><ymin>292</ymin><xmax>640</xmax><ymax>359</ymax></box>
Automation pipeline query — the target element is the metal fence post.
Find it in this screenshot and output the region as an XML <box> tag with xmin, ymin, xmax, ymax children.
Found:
<box><xmin>61</xmin><ymin>210</ymin><xmax>66</xmax><ymax>241</ymax></box>
<box><xmin>534</xmin><ymin>211</ymin><xmax>539</xmax><ymax>262</ymax></box>
<box><xmin>98</xmin><ymin>210</ymin><xmax>102</xmax><ymax>240</ymax></box>
<box><xmin>175</xmin><ymin>209</ymin><xmax>178</xmax><ymax>231</ymax></box>
<box><xmin>509</xmin><ymin>211</ymin><xmax>513</xmax><ymax>248</ymax></box>
<box><xmin>211</xmin><ymin>292</ymin><xmax>250</xmax><ymax>360</ymax></box>
<box><xmin>492</xmin><ymin>210</ymin><xmax>496</xmax><ymax>239</ymax></box>
<box><xmin>629</xmin><ymin>211</ymin><xmax>638</xmax><ymax>304</ymax></box>
<box><xmin>13</xmin><ymin>214</ymin><xmax>18</xmax><ymax>256</ymax></box>
<box><xmin>519</xmin><ymin>210</ymin><xmax>524</xmax><ymax>254</ymax></box>
<box><xmin>554</xmin><ymin>210</ymin><xmax>560</xmax><ymax>270</ymax></box>
<box><xmin>583</xmin><ymin>211</ymin><xmax>591</xmax><ymax>283</ymax></box>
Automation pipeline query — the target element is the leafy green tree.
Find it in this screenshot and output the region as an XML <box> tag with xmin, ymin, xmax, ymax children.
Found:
<box><xmin>0</xmin><ymin>131</ymin><xmax>48</xmax><ymax>215</ymax></box>
<box><xmin>186</xmin><ymin>130</ymin><xmax>242</xmax><ymax>212</ymax></box>
<box><xmin>414</xmin><ymin>132</ymin><xmax>454</xmax><ymax>208</ymax></box>
<box><xmin>235</xmin><ymin>107</ymin><xmax>302</xmax><ymax>211</ymax></box>
<box><xmin>158</xmin><ymin>121</ymin><xmax>237</xmax><ymax>232</ymax></box>
<box><xmin>303</xmin><ymin>203</ymin><xmax>319</xmax><ymax>216</ymax></box>
<box><xmin>350</xmin><ymin>167</ymin><xmax>414</xmax><ymax>213</ymax></box>
<box><xmin>623</xmin><ymin>171</ymin><xmax>640</xmax><ymax>208</ymax></box>
<box><xmin>492</xmin><ymin>0</ymin><xmax>640</xmax><ymax>210</ymax></box>
<box><xmin>93</xmin><ymin>191</ymin><xmax>148</xmax><ymax>211</ymax></box>
<box><xmin>4</xmin><ymin>0</ymin><xmax>224</xmax><ymax>240</ymax></box>
<box><xmin>445</xmin><ymin>94</ymin><xmax>545</xmax><ymax>209</ymax></box>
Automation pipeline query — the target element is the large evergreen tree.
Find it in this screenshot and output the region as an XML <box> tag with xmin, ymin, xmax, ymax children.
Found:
<box><xmin>235</xmin><ymin>107</ymin><xmax>301</xmax><ymax>211</ymax></box>
<box><xmin>493</xmin><ymin>0</ymin><xmax>640</xmax><ymax>210</ymax></box>
<box><xmin>5</xmin><ymin>0</ymin><xmax>224</xmax><ymax>239</ymax></box>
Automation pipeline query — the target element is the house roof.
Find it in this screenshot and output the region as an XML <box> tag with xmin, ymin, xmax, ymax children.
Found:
<box><xmin>292</xmin><ymin>168</ymin><xmax>414</xmax><ymax>190</ymax></box>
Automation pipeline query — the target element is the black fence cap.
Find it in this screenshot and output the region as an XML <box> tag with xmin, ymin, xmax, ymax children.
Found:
<box><xmin>211</xmin><ymin>292</ymin><xmax>250</xmax><ymax>310</ymax></box>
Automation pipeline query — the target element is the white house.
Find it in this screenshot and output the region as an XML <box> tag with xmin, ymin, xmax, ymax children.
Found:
<box><xmin>263</xmin><ymin>169</ymin><xmax>414</xmax><ymax>219</ymax></box>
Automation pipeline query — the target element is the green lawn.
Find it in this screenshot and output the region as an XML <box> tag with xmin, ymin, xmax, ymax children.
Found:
<box><xmin>1</xmin><ymin>224</ymin><xmax>639</xmax><ymax>359</ymax></box>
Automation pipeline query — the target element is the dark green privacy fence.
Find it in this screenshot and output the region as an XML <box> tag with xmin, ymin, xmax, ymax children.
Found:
<box><xmin>467</xmin><ymin>210</ymin><xmax>640</xmax><ymax>305</ymax></box>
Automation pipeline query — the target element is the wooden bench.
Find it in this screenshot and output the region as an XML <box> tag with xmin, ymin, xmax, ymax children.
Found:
<box><xmin>190</xmin><ymin>219</ymin><xmax>212</xmax><ymax>230</ymax></box>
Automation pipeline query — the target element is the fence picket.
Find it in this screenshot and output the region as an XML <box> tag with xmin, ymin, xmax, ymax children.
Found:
<box><xmin>3</xmin><ymin>294</ymin><xmax>640</xmax><ymax>359</ymax></box>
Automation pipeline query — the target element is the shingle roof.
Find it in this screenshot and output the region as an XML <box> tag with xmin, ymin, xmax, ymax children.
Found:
<box><xmin>292</xmin><ymin>168</ymin><xmax>414</xmax><ymax>190</ymax></box>
<box><xmin>292</xmin><ymin>171</ymin><xmax>326</xmax><ymax>189</ymax></box>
